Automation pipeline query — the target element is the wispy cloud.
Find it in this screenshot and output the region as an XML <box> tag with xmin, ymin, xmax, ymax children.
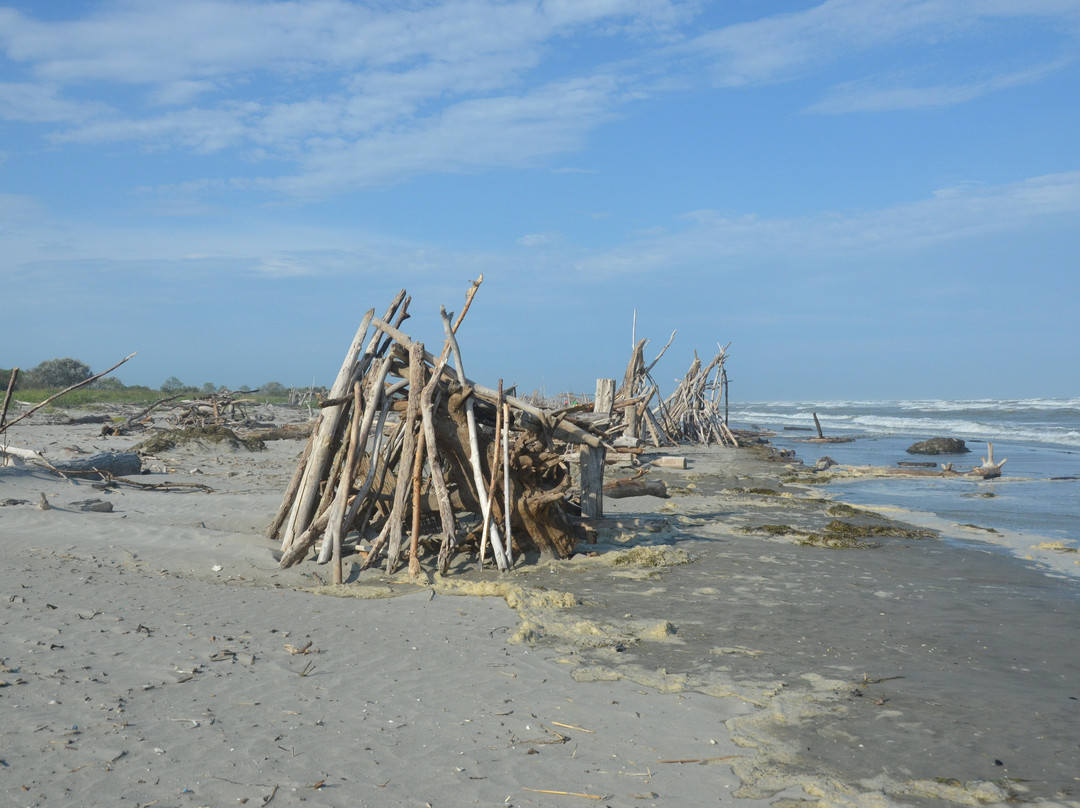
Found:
<box><xmin>571</xmin><ymin>171</ymin><xmax>1080</xmax><ymax>276</ymax></box>
<box><xmin>806</xmin><ymin>59</ymin><xmax>1072</xmax><ymax>113</ymax></box>
<box><xmin>2</xmin><ymin>0</ymin><xmax>1078</xmax><ymax>198</ymax></box>
<box><xmin>687</xmin><ymin>0</ymin><xmax>1080</xmax><ymax>88</ymax></box>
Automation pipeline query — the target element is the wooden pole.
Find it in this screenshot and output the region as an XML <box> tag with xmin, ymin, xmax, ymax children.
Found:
<box><xmin>594</xmin><ymin>379</ymin><xmax>615</xmax><ymax>417</ymax></box>
<box><xmin>580</xmin><ymin>444</ymin><xmax>606</xmax><ymax>518</ymax></box>
<box><xmin>439</xmin><ymin>306</ymin><xmax>510</xmax><ymax>571</ymax></box>
<box><xmin>384</xmin><ymin>341</ymin><xmax>424</xmax><ymax>574</ymax></box>
<box><xmin>408</xmin><ymin>426</ymin><xmax>427</xmax><ymax>578</ymax></box>
<box><xmin>502</xmin><ymin>400</ymin><xmax>513</xmax><ymax>567</ymax></box>
<box><xmin>332</xmin><ymin>380</ymin><xmax>363</xmax><ymax>584</ymax></box>
<box><xmin>280</xmin><ymin>309</ymin><xmax>375</xmax><ymax>552</ymax></box>
<box><xmin>480</xmin><ymin>380</ymin><xmax>504</xmax><ymax>567</ymax></box>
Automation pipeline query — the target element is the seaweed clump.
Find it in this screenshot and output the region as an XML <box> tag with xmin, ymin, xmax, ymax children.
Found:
<box><xmin>134</xmin><ymin>425</ymin><xmax>266</xmax><ymax>454</ymax></box>
<box><xmin>740</xmin><ymin>524</ymin><xmax>805</xmax><ymax>537</ymax></box>
<box><xmin>798</xmin><ymin>520</ymin><xmax>936</xmax><ymax>549</ymax></box>
<box><xmin>610</xmin><ymin>545</ymin><xmax>692</xmax><ymax>568</ymax></box>
<box><xmin>826</xmin><ymin>503</ymin><xmax>879</xmax><ymax>518</ymax></box>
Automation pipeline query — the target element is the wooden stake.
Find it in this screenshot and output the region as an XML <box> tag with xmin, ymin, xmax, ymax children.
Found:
<box><xmin>332</xmin><ymin>380</ymin><xmax>363</xmax><ymax>584</ymax></box>
<box><xmin>408</xmin><ymin>426</ymin><xmax>427</xmax><ymax>578</ymax></box>
<box><xmin>480</xmin><ymin>380</ymin><xmax>504</xmax><ymax>567</ymax></box>
<box><xmin>502</xmin><ymin>400</ymin><xmax>513</xmax><ymax>567</ymax></box>
<box><xmin>384</xmin><ymin>341</ymin><xmax>424</xmax><ymax>574</ymax></box>
<box><xmin>439</xmin><ymin>306</ymin><xmax>510</xmax><ymax>571</ymax></box>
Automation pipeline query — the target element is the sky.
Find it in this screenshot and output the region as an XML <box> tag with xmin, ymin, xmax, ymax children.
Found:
<box><xmin>2</xmin><ymin>0</ymin><xmax>1078</xmax><ymax>402</ymax></box>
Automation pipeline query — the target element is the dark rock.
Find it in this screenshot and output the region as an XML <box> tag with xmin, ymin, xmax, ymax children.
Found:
<box><xmin>906</xmin><ymin>437</ymin><xmax>970</xmax><ymax>455</ymax></box>
<box><xmin>814</xmin><ymin>456</ymin><xmax>837</xmax><ymax>470</ymax></box>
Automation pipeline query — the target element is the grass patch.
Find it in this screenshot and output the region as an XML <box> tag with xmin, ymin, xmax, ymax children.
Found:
<box><xmin>12</xmin><ymin>387</ymin><xmax>163</xmax><ymax>407</ymax></box>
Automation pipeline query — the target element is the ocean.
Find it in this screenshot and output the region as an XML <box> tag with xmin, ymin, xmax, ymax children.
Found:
<box><xmin>728</xmin><ymin>398</ymin><xmax>1080</xmax><ymax>581</ymax></box>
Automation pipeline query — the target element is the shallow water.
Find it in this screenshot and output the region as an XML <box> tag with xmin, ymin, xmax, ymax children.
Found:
<box><xmin>731</xmin><ymin>399</ymin><xmax>1080</xmax><ymax>579</ymax></box>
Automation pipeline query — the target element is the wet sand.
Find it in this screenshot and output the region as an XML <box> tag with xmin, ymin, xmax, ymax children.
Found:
<box><xmin>2</xmin><ymin>420</ymin><xmax>1078</xmax><ymax>807</ymax></box>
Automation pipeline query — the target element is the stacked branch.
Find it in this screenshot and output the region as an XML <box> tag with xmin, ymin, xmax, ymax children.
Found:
<box><xmin>270</xmin><ymin>282</ymin><xmax>608</xmax><ymax>579</ymax></box>
<box><xmin>655</xmin><ymin>345</ymin><xmax>738</xmax><ymax>447</ymax></box>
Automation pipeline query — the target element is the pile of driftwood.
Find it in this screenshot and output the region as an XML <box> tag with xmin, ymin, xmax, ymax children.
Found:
<box><xmin>655</xmin><ymin>346</ymin><xmax>738</xmax><ymax>447</ymax></box>
<box><xmin>269</xmin><ymin>284</ymin><xmax>609</xmax><ymax>581</ymax></box>
<box><xmin>103</xmin><ymin>389</ymin><xmax>267</xmax><ymax>437</ymax></box>
<box><xmin>561</xmin><ymin>335</ymin><xmax>737</xmax><ymax>450</ymax></box>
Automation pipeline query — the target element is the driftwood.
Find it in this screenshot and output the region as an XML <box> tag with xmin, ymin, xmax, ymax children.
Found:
<box><xmin>655</xmin><ymin>346</ymin><xmax>738</xmax><ymax>447</ymax></box>
<box><xmin>48</xmin><ymin>451</ymin><xmax>142</xmax><ymax>478</ymax></box>
<box><xmin>971</xmin><ymin>442</ymin><xmax>1007</xmax><ymax>479</ymax></box>
<box><xmin>272</xmin><ymin>282</ymin><xmax>609</xmax><ymax>577</ymax></box>
<box><xmin>604</xmin><ymin>476</ymin><xmax>669</xmax><ymax>499</ymax></box>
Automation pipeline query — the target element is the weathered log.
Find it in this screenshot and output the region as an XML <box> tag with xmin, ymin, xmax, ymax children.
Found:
<box><xmin>579</xmin><ymin>444</ymin><xmax>606</xmax><ymax>518</ymax></box>
<box><xmin>604</xmin><ymin>476</ymin><xmax>669</xmax><ymax>499</ymax></box>
<box><xmin>280</xmin><ymin>307</ymin><xmax>377</xmax><ymax>553</ymax></box>
<box><xmin>971</xmin><ymin>441</ymin><xmax>1007</xmax><ymax>479</ymax></box>
<box><xmin>50</xmin><ymin>451</ymin><xmax>142</xmax><ymax>478</ymax></box>
<box><xmin>383</xmin><ymin>342</ymin><xmax>425</xmax><ymax>574</ymax></box>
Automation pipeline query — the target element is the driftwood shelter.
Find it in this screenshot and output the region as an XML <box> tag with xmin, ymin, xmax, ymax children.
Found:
<box><xmin>269</xmin><ymin>281</ymin><xmax>737</xmax><ymax>581</ymax></box>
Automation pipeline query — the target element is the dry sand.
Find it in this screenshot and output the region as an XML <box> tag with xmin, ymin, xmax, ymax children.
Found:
<box><xmin>2</xmin><ymin>415</ymin><xmax>1078</xmax><ymax>807</ymax></box>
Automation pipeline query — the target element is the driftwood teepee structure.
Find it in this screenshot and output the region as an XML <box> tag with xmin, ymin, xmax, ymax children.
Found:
<box><xmin>269</xmin><ymin>281</ymin><xmax>608</xmax><ymax>581</ymax></box>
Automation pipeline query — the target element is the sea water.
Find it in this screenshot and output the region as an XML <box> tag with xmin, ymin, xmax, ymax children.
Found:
<box><xmin>729</xmin><ymin>398</ymin><xmax>1080</xmax><ymax>580</ymax></box>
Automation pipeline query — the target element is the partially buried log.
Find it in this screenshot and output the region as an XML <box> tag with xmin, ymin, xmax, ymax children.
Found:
<box><xmin>50</xmin><ymin>451</ymin><xmax>142</xmax><ymax>478</ymax></box>
<box><xmin>604</xmin><ymin>475</ymin><xmax>669</xmax><ymax>499</ymax></box>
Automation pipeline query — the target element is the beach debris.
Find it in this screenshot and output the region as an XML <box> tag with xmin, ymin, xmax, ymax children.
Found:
<box><xmin>971</xmin><ymin>441</ymin><xmax>1007</xmax><ymax>479</ymax></box>
<box><xmin>37</xmin><ymin>492</ymin><xmax>50</xmax><ymax>511</ymax></box>
<box><xmin>270</xmin><ymin>281</ymin><xmax>611</xmax><ymax>580</ymax></box>
<box><xmin>49</xmin><ymin>451</ymin><xmax>142</xmax><ymax>478</ymax></box>
<box><xmin>70</xmin><ymin>498</ymin><xmax>113</xmax><ymax>513</ymax></box>
<box><xmin>270</xmin><ymin>281</ymin><xmax>740</xmax><ymax>580</ymax></box>
<box><xmin>792</xmin><ymin>412</ymin><xmax>854</xmax><ymax>444</ymax></box>
<box><xmin>654</xmin><ymin>347</ymin><xmax>739</xmax><ymax>447</ymax></box>
<box><xmin>650</xmin><ymin>456</ymin><xmax>687</xmax><ymax>469</ymax></box>
<box><xmin>604</xmin><ymin>474</ymin><xmax>669</xmax><ymax>499</ymax></box>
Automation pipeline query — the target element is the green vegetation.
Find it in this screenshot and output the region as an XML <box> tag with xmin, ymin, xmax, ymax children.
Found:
<box><xmin>3</xmin><ymin>356</ymin><xmax>319</xmax><ymax>407</ymax></box>
<box><xmin>11</xmin><ymin>387</ymin><xmax>162</xmax><ymax>407</ymax></box>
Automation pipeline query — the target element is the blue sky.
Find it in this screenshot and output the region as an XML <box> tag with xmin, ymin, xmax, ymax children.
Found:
<box><xmin>2</xmin><ymin>0</ymin><xmax>1078</xmax><ymax>401</ymax></box>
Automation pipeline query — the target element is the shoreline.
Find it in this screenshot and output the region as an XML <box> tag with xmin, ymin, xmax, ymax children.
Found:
<box><xmin>3</xmin><ymin>418</ymin><xmax>1079</xmax><ymax>806</ymax></box>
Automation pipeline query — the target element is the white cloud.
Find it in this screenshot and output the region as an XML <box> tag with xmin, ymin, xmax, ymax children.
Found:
<box><xmin>0</xmin><ymin>80</ymin><xmax>111</xmax><ymax>122</ymax></box>
<box><xmin>2</xmin><ymin>0</ymin><xmax>1078</xmax><ymax>199</ymax></box>
<box><xmin>518</xmin><ymin>232</ymin><xmax>563</xmax><ymax>247</ymax></box>
<box><xmin>686</xmin><ymin>0</ymin><xmax>1080</xmax><ymax>88</ymax></box>
<box><xmin>571</xmin><ymin>171</ymin><xmax>1080</xmax><ymax>276</ymax></box>
<box><xmin>806</xmin><ymin>60</ymin><xmax>1071</xmax><ymax>113</ymax></box>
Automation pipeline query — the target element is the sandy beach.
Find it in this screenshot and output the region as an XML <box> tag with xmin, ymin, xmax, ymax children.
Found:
<box><xmin>2</xmin><ymin>412</ymin><xmax>1078</xmax><ymax>807</ymax></box>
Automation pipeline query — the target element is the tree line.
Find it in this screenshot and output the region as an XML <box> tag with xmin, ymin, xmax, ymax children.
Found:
<box><xmin>1</xmin><ymin>358</ymin><xmax>318</xmax><ymax>399</ymax></box>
